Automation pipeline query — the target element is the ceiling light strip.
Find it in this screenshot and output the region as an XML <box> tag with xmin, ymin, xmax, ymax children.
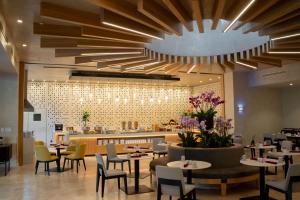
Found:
<box><xmin>268</xmin><ymin>51</ymin><xmax>300</xmax><ymax>54</ymax></box>
<box><xmin>187</xmin><ymin>65</ymin><xmax>197</xmax><ymax>74</ymax></box>
<box><xmin>223</xmin><ymin>0</ymin><xmax>256</xmax><ymax>33</ymax></box>
<box><xmin>102</xmin><ymin>22</ymin><xmax>163</xmax><ymax>40</ymax></box>
<box><xmin>124</xmin><ymin>61</ymin><xmax>161</xmax><ymax>71</ymax></box>
<box><xmin>271</xmin><ymin>33</ymin><xmax>300</xmax><ymax>41</ymax></box>
<box><xmin>236</xmin><ymin>61</ymin><xmax>257</xmax><ymax>70</ymax></box>
<box><xmin>81</xmin><ymin>52</ymin><xmax>142</xmax><ymax>56</ymax></box>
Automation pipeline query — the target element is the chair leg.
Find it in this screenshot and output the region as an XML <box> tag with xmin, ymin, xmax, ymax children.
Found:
<box><xmin>96</xmin><ymin>170</ymin><xmax>100</xmax><ymax>192</ymax></box>
<box><xmin>114</xmin><ymin>162</ymin><xmax>116</xmax><ymax>169</ymax></box>
<box><xmin>76</xmin><ymin>160</ymin><xmax>79</xmax><ymax>173</ymax></box>
<box><xmin>150</xmin><ymin>171</ymin><xmax>153</xmax><ymax>184</ymax></box>
<box><xmin>128</xmin><ymin>160</ymin><xmax>131</xmax><ymax>174</ymax></box>
<box><xmin>44</xmin><ymin>162</ymin><xmax>47</xmax><ymax>171</ymax></box>
<box><xmin>107</xmin><ymin>161</ymin><xmax>110</xmax><ymax>170</ymax></box>
<box><xmin>35</xmin><ymin>161</ymin><xmax>40</xmax><ymax>174</ymax></box>
<box><xmin>117</xmin><ymin>177</ymin><xmax>120</xmax><ymax>189</ymax></box>
<box><xmin>47</xmin><ymin>162</ymin><xmax>50</xmax><ymax>176</ymax></box>
<box><xmin>4</xmin><ymin>161</ymin><xmax>7</xmax><ymax>176</ymax></box>
<box><xmin>62</xmin><ymin>158</ymin><xmax>66</xmax><ymax>171</ymax></box>
<box><xmin>83</xmin><ymin>159</ymin><xmax>86</xmax><ymax>171</ymax></box>
<box><xmin>265</xmin><ymin>185</ymin><xmax>270</xmax><ymax>199</ymax></box>
<box><xmin>192</xmin><ymin>189</ymin><xmax>196</xmax><ymax>200</ymax></box>
<box><xmin>101</xmin><ymin>177</ymin><xmax>105</xmax><ymax>197</ymax></box>
<box><xmin>71</xmin><ymin>160</ymin><xmax>74</xmax><ymax>169</ymax></box>
<box><xmin>121</xmin><ymin>162</ymin><xmax>124</xmax><ymax>171</ymax></box>
<box><xmin>285</xmin><ymin>191</ymin><xmax>292</xmax><ymax>200</ymax></box>
<box><xmin>169</xmin><ymin>196</ymin><xmax>172</xmax><ymax>200</ymax></box>
<box><xmin>123</xmin><ymin>176</ymin><xmax>128</xmax><ymax>194</ymax></box>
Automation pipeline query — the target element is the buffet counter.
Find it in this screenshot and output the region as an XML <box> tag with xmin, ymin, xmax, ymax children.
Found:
<box><xmin>68</xmin><ymin>132</ymin><xmax>179</xmax><ymax>155</ymax></box>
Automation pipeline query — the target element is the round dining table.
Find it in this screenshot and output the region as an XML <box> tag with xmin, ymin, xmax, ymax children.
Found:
<box><xmin>167</xmin><ymin>160</ymin><xmax>211</xmax><ymax>184</ymax></box>
<box><xmin>240</xmin><ymin>158</ymin><xmax>285</xmax><ymax>200</ymax></box>
<box><xmin>250</xmin><ymin>145</ymin><xmax>276</xmax><ymax>157</ymax></box>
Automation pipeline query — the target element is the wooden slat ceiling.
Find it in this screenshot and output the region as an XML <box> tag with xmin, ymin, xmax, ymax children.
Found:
<box><xmin>33</xmin><ymin>0</ymin><xmax>300</xmax><ymax>75</ymax></box>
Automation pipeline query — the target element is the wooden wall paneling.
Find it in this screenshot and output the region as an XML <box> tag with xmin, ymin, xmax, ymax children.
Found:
<box><xmin>18</xmin><ymin>62</ymin><xmax>25</xmax><ymax>166</ymax></box>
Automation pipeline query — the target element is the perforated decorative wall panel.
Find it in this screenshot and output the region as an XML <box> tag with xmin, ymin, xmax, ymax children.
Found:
<box><xmin>28</xmin><ymin>81</ymin><xmax>224</xmax><ymax>142</ymax></box>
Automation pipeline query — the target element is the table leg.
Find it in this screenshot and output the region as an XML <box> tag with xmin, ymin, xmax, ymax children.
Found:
<box><xmin>284</xmin><ymin>155</ymin><xmax>289</xmax><ymax>177</ymax></box>
<box><xmin>259</xmin><ymin>167</ymin><xmax>265</xmax><ymax>200</ymax></box>
<box><xmin>259</xmin><ymin>149</ymin><xmax>264</xmax><ymax>158</ymax></box>
<box><xmin>134</xmin><ymin>159</ymin><xmax>139</xmax><ymax>193</ymax></box>
<box><xmin>187</xmin><ymin>170</ymin><xmax>192</xmax><ymax>184</ymax></box>
<box><xmin>57</xmin><ymin>149</ymin><xmax>61</xmax><ymax>172</ymax></box>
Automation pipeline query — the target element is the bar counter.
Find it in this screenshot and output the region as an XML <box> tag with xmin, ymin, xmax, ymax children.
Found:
<box><xmin>67</xmin><ymin>131</ymin><xmax>179</xmax><ymax>155</ymax></box>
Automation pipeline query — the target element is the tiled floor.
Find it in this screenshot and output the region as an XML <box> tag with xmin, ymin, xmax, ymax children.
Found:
<box><xmin>0</xmin><ymin>156</ymin><xmax>299</xmax><ymax>200</ymax></box>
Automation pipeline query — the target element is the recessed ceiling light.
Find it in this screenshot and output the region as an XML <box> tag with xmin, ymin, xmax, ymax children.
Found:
<box><xmin>81</xmin><ymin>52</ymin><xmax>141</xmax><ymax>56</ymax></box>
<box><xmin>223</xmin><ymin>0</ymin><xmax>256</xmax><ymax>32</ymax></box>
<box><xmin>31</xmin><ymin>79</ymin><xmax>34</xmax><ymax>82</ymax></box>
<box><xmin>218</xmin><ymin>76</ymin><xmax>221</xmax><ymax>79</ymax></box>
<box><xmin>289</xmin><ymin>83</ymin><xmax>293</xmax><ymax>86</ymax></box>
<box><xmin>17</xmin><ymin>19</ymin><xmax>23</xmax><ymax>24</ymax></box>
<box><xmin>102</xmin><ymin>21</ymin><xmax>163</xmax><ymax>40</ymax></box>
<box><xmin>209</xmin><ymin>78</ymin><xmax>212</xmax><ymax>81</ymax></box>
<box><xmin>199</xmin><ymin>80</ymin><xmax>203</xmax><ymax>83</ymax></box>
<box><xmin>97</xmin><ymin>68</ymin><xmax>101</xmax><ymax>71</ymax></box>
<box><xmin>271</xmin><ymin>33</ymin><xmax>300</xmax><ymax>41</ymax></box>
<box><xmin>268</xmin><ymin>51</ymin><xmax>300</xmax><ymax>54</ymax></box>
<box><xmin>236</xmin><ymin>61</ymin><xmax>258</xmax><ymax>70</ymax></box>
<box><xmin>22</xmin><ymin>43</ymin><xmax>27</xmax><ymax>47</ymax></box>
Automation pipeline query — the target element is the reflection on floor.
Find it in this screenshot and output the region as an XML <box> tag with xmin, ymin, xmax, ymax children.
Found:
<box><xmin>0</xmin><ymin>155</ymin><xmax>299</xmax><ymax>200</ymax></box>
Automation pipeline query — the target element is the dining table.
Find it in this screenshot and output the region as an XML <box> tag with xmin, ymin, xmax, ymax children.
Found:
<box><xmin>240</xmin><ymin>158</ymin><xmax>285</xmax><ymax>200</ymax></box>
<box><xmin>49</xmin><ymin>144</ymin><xmax>67</xmax><ymax>172</ymax></box>
<box><xmin>167</xmin><ymin>160</ymin><xmax>211</xmax><ymax>184</ymax></box>
<box><xmin>250</xmin><ymin>145</ymin><xmax>277</xmax><ymax>157</ymax></box>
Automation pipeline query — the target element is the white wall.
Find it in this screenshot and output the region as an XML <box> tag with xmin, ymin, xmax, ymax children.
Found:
<box><xmin>0</xmin><ymin>73</ymin><xmax>18</xmax><ymax>165</ymax></box>
<box><xmin>281</xmin><ymin>86</ymin><xmax>300</xmax><ymax>128</ymax></box>
<box><xmin>233</xmin><ymin>72</ymin><xmax>283</xmax><ymax>144</ymax></box>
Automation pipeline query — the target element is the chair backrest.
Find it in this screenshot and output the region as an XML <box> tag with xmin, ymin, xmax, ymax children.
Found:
<box><xmin>153</xmin><ymin>138</ymin><xmax>166</xmax><ymax>151</ymax></box>
<box><xmin>156</xmin><ymin>166</ymin><xmax>185</xmax><ymax>197</ymax></box>
<box><xmin>66</xmin><ymin>145</ymin><xmax>77</xmax><ymax>152</ymax></box>
<box><xmin>72</xmin><ymin>144</ymin><xmax>86</xmax><ymax>158</ymax></box>
<box><xmin>281</xmin><ymin>140</ymin><xmax>293</xmax><ymax>150</ymax></box>
<box><xmin>35</xmin><ymin>146</ymin><xmax>51</xmax><ymax>161</ymax></box>
<box><xmin>95</xmin><ymin>153</ymin><xmax>107</xmax><ymax>176</ymax></box>
<box><xmin>285</xmin><ymin>164</ymin><xmax>300</xmax><ymax>191</ymax></box>
<box><xmin>106</xmin><ymin>143</ymin><xmax>117</xmax><ymax>159</ymax></box>
<box><xmin>35</xmin><ymin>140</ymin><xmax>45</xmax><ymax>146</ymax></box>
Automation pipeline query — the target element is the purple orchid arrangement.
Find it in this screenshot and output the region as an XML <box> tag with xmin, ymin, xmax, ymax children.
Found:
<box><xmin>215</xmin><ymin>116</ymin><xmax>233</xmax><ymax>136</ymax></box>
<box><xmin>189</xmin><ymin>91</ymin><xmax>224</xmax><ymax>112</ymax></box>
<box><xmin>180</xmin><ymin>115</ymin><xmax>199</xmax><ymax>130</ymax></box>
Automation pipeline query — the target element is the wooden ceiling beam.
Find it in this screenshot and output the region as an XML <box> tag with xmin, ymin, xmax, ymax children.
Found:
<box><xmin>162</xmin><ymin>0</ymin><xmax>193</xmax><ymax>32</ymax></box>
<box><xmin>97</xmin><ymin>56</ymin><xmax>149</xmax><ymax>67</ymax></box>
<box><xmin>121</xmin><ymin>59</ymin><xmax>157</xmax><ymax>71</ymax></box>
<box><xmin>261</xmin><ymin>53</ymin><xmax>300</xmax><ymax>61</ymax></box>
<box><xmin>87</xmin><ymin>0</ymin><xmax>168</xmax><ymax>33</ymax></box>
<box><xmin>81</xmin><ymin>26</ymin><xmax>150</xmax><ymax>44</ymax></box>
<box><xmin>138</xmin><ymin>0</ymin><xmax>182</xmax><ymax>36</ymax></box>
<box><xmin>100</xmin><ymin>10</ymin><xmax>164</xmax><ymax>40</ymax></box>
<box><xmin>275</xmin><ymin>38</ymin><xmax>300</xmax><ymax>45</ymax></box>
<box><xmin>234</xmin><ymin>0</ymin><xmax>280</xmax><ymax>30</ymax></box>
<box><xmin>236</xmin><ymin>59</ymin><xmax>258</xmax><ymax>70</ymax></box>
<box><xmin>145</xmin><ymin>63</ymin><xmax>172</xmax><ymax>74</ymax></box>
<box><xmin>165</xmin><ymin>64</ymin><xmax>186</xmax><ymax>74</ymax></box>
<box><xmin>191</xmin><ymin>0</ymin><xmax>204</xmax><ymax>33</ymax></box>
<box><xmin>250</xmin><ymin>56</ymin><xmax>282</xmax><ymax>67</ymax></box>
<box><xmin>34</xmin><ymin>23</ymin><xmax>149</xmax><ymax>44</ymax></box>
<box><xmin>55</xmin><ymin>48</ymin><xmax>144</xmax><ymax>57</ymax></box>
<box><xmin>273</xmin><ymin>44</ymin><xmax>300</xmax><ymax>50</ymax></box>
<box><xmin>40</xmin><ymin>37</ymin><xmax>145</xmax><ymax>49</ymax></box>
<box><xmin>259</xmin><ymin>16</ymin><xmax>300</xmax><ymax>36</ymax></box>
<box><xmin>75</xmin><ymin>54</ymin><xmax>144</xmax><ymax>64</ymax></box>
<box><xmin>243</xmin><ymin>1</ymin><xmax>300</xmax><ymax>33</ymax></box>
<box><xmin>211</xmin><ymin>0</ymin><xmax>226</xmax><ymax>30</ymax></box>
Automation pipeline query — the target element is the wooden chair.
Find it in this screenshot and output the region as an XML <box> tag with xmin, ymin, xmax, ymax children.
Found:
<box><xmin>34</xmin><ymin>146</ymin><xmax>59</xmax><ymax>176</ymax></box>
<box><xmin>95</xmin><ymin>154</ymin><xmax>128</xmax><ymax>197</ymax></box>
<box><xmin>106</xmin><ymin>143</ymin><xmax>131</xmax><ymax>174</ymax></box>
<box><xmin>156</xmin><ymin>166</ymin><xmax>196</xmax><ymax>200</ymax></box>
<box><xmin>266</xmin><ymin>164</ymin><xmax>300</xmax><ymax>200</ymax></box>
<box><xmin>62</xmin><ymin>144</ymin><xmax>86</xmax><ymax>173</ymax></box>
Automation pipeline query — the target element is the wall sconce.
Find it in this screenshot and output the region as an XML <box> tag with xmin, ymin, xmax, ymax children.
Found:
<box><xmin>237</xmin><ymin>104</ymin><xmax>244</xmax><ymax>113</ymax></box>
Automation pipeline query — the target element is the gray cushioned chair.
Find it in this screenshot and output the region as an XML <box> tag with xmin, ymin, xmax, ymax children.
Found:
<box><xmin>106</xmin><ymin>143</ymin><xmax>131</xmax><ymax>174</ymax></box>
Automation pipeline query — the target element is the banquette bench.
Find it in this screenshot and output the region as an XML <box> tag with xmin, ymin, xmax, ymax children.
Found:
<box><xmin>149</xmin><ymin>144</ymin><xmax>259</xmax><ymax>196</ymax></box>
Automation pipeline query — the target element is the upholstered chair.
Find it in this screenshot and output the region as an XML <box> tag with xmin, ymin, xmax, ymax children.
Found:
<box><xmin>152</xmin><ymin>138</ymin><xmax>168</xmax><ymax>159</ymax></box>
<box><xmin>106</xmin><ymin>143</ymin><xmax>131</xmax><ymax>174</ymax></box>
<box><xmin>35</xmin><ymin>145</ymin><xmax>59</xmax><ymax>176</ymax></box>
<box><xmin>95</xmin><ymin>154</ymin><xmax>128</xmax><ymax>197</ymax></box>
<box><xmin>62</xmin><ymin>144</ymin><xmax>86</xmax><ymax>173</ymax></box>
<box><xmin>156</xmin><ymin>166</ymin><xmax>196</xmax><ymax>200</ymax></box>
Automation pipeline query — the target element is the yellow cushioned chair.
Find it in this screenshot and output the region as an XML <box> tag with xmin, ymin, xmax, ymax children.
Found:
<box><xmin>35</xmin><ymin>146</ymin><xmax>59</xmax><ymax>176</ymax></box>
<box><xmin>34</xmin><ymin>140</ymin><xmax>45</xmax><ymax>146</ymax></box>
<box><xmin>60</xmin><ymin>145</ymin><xmax>77</xmax><ymax>156</ymax></box>
<box><xmin>62</xmin><ymin>144</ymin><xmax>86</xmax><ymax>173</ymax></box>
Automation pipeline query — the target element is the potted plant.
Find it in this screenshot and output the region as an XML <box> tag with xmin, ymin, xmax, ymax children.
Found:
<box><xmin>82</xmin><ymin>110</ymin><xmax>91</xmax><ymax>133</ymax></box>
<box><xmin>189</xmin><ymin>91</ymin><xmax>224</xmax><ymax>130</ymax></box>
<box><xmin>178</xmin><ymin>115</ymin><xmax>199</xmax><ymax>147</ymax></box>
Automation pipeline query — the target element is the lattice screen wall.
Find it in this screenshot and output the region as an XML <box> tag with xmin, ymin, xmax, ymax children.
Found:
<box><xmin>27</xmin><ymin>81</ymin><xmax>224</xmax><ymax>141</ymax></box>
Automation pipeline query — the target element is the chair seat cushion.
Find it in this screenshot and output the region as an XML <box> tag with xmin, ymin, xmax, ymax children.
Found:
<box><xmin>153</xmin><ymin>150</ymin><xmax>168</xmax><ymax>154</ymax></box>
<box><xmin>106</xmin><ymin>169</ymin><xmax>126</xmax><ymax>177</ymax></box>
<box><xmin>150</xmin><ymin>157</ymin><xmax>169</xmax><ymax>171</ymax></box>
<box><xmin>66</xmin><ymin>154</ymin><xmax>83</xmax><ymax>159</ymax></box>
<box><xmin>191</xmin><ymin>165</ymin><xmax>258</xmax><ymax>179</ymax></box>
<box><xmin>60</xmin><ymin>151</ymin><xmax>75</xmax><ymax>155</ymax></box>
<box><xmin>267</xmin><ymin>180</ymin><xmax>286</xmax><ymax>191</ymax></box>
